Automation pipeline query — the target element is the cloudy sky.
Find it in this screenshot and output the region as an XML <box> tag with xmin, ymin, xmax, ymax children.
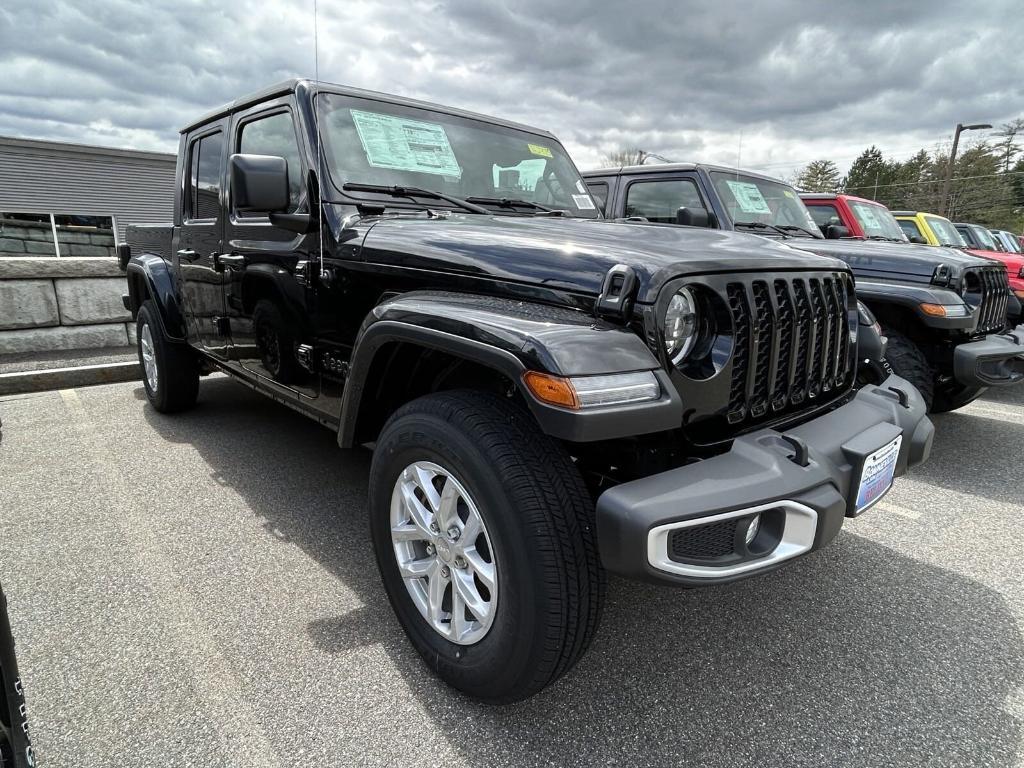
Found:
<box><xmin>1</xmin><ymin>0</ymin><xmax>1022</xmax><ymax>178</ymax></box>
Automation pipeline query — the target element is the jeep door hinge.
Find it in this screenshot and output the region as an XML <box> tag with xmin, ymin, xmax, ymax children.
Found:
<box><xmin>596</xmin><ymin>264</ymin><xmax>639</xmax><ymax>320</ymax></box>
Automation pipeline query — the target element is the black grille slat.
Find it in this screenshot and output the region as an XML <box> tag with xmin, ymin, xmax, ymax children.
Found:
<box><xmin>772</xmin><ymin>280</ymin><xmax>795</xmax><ymax>411</ymax></box>
<box><xmin>726</xmin><ymin>285</ymin><xmax>750</xmax><ymax>424</ymax></box>
<box><xmin>722</xmin><ymin>271</ymin><xmax>854</xmax><ymax>433</ymax></box>
<box><xmin>792</xmin><ymin>280</ymin><xmax>812</xmax><ymax>404</ymax></box>
<box><xmin>749</xmin><ymin>282</ymin><xmax>773</xmax><ymax>418</ymax></box>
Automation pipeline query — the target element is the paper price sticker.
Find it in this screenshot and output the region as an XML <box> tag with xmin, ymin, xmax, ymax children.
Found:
<box><xmin>725</xmin><ymin>180</ymin><xmax>772</xmax><ymax>215</ymax></box>
<box><xmin>351</xmin><ymin>109</ymin><xmax>462</xmax><ymax>177</ymax></box>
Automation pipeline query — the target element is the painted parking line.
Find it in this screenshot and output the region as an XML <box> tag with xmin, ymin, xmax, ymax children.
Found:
<box><xmin>57</xmin><ymin>388</ymin><xmax>283</xmax><ymax>768</ymax></box>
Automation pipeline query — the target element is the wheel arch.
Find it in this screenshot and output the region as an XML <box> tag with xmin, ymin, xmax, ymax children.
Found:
<box><xmin>337</xmin><ymin>291</ymin><xmax>679</xmax><ymax>448</ymax></box>
<box><xmin>125</xmin><ymin>254</ymin><xmax>187</xmax><ymax>341</ymax></box>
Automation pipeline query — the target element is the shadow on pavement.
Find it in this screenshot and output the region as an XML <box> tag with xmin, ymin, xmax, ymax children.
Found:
<box><xmin>142</xmin><ymin>377</ymin><xmax>1023</xmax><ymax>767</ymax></box>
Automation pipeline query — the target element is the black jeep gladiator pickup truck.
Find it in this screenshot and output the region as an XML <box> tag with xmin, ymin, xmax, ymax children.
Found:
<box><xmin>584</xmin><ymin>164</ymin><xmax>1024</xmax><ymax>412</ymax></box>
<box><xmin>0</xmin><ymin>581</ymin><xmax>34</xmax><ymax>767</ymax></box>
<box><xmin>121</xmin><ymin>80</ymin><xmax>932</xmax><ymax>702</ymax></box>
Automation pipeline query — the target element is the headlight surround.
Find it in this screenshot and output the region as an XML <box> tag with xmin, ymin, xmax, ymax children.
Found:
<box><xmin>663</xmin><ymin>287</ymin><xmax>699</xmax><ymax>363</ymax></box>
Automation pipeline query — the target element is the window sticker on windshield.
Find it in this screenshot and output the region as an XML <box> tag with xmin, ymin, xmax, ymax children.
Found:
<box><xmin>857</xmin><ymin>205</ymin><xmax>881</xmax><ymax>230</ymax></box>
<box><xmin>350</xmin><ymin>109</ymin><xmax>462</xmax><ymax>177</ymax></box>
<box><xmin>724</xmin><ymin>180</ymin><xmax>772</xmax><ymax>215</ymax></box>
<box><xmin>783</xmin><ymin>189</ymin><xmax>795</xmax><ymax>199</ymax></box>
<box><xmin>572</xmin><ymin>194</ymin><xmax>596</xmax><ymax>210</ymax></box>
<box><xmin>575</xmin><ymin>179</ymin><xmax>586</xmax><ymax>194</ymax></box>
<box><xmin>528</xmin><ymin>143</ymin><xmax>553</xmax><ymax>158</ymax></box>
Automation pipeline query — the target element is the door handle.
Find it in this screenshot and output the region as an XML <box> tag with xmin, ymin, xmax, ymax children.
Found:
<box><xmin>214</xmin><ymin>253</ymin><xmax>246</xmax><ymax>271</ymax></box>
<box><xmin>176</xmin><ymin>248</ymin><xmax>200</xmax><ymax>263</ymax></box>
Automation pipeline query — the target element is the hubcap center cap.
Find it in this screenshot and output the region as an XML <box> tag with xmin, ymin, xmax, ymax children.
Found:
<box><xmin>434</xmin><ymin>538</ymin><xmax>453</xmax><ymax>562</ymax></box>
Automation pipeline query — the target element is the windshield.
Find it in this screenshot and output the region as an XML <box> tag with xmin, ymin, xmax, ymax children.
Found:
<box><xmin>848</xmin><ymin>200</ymin><xmax>907</xmax><ymax>240</ymax></box>
<box><xmin>710</xmin><ymin>172</ymin><xmax>820</xmax><ymax>235</ymax></box>
<box><xmin>925</xmin><ymin>215</ymin><xmax>966</xmax><ymax>246</ymax></box>
<box><xmin>316</xmin><ymin>93</ymin><xmax>599</xmax><ymax>218</ymax></box>
<box><xmin>1000</xmin><ymin>232</ymin><xmax>1022</xmax><ymax>253</ymax></box>
<box><xmin>969</xmin><ymin>226</ymin><xmax>1000</xmax><ymax>251</ymax></box>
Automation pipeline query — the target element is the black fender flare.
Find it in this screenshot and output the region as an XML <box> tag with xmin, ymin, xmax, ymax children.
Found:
<box><xmin>337</xmin><ymin>291</ymin><xmax>681</xmax><ymax>447</ymax></box>
<box><xmin>125</xmin><ymin>254</ymin><xmax>187</xmax><ymax>341</ymax></box>
<box><xmin>855</xmin><ymin>278</ymin><xmax>975</xmax><ymax>331</ymax></box>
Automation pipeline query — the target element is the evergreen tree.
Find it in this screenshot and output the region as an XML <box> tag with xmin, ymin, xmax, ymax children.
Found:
<box><xmin>842</xmin><ymin>146</ymin><xmax>899</xmax><ymax>202</ymax></box>
<box><xmin>794</xmin><ymin>160</ymin><xmax>841</xmax><ymax>192</ymax></box>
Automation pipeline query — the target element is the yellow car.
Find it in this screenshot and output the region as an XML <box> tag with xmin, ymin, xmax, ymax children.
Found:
<box><xmin>892</xmin><ymin>210</ymin><xmax>968</xmax><ymax>247</ymax></box>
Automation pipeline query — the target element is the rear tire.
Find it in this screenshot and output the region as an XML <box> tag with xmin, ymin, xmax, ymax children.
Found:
<box><xmin>252</xmin><ymin>299</ymin><xmax>300</xmax><ymax>384</ymax></box>
<box><xmin>882</xmin><ymin>328</ymin><xmax>934</xmax><ymax>410</ymax></box>
<box><xmin>137</xmin><ymin>300</ymin><xmax>199</xmax><ymax>413</ymax></box>
<box><xmin>369</xmin><ymin>390</ymin><xmax>605</xmax><ymax>703</ymax></box>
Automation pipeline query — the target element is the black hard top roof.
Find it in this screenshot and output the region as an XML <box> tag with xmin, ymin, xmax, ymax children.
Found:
<box><xmin>180</xmin><ymin>78</ymin><xmax>557</xmax><ymax>139</ymax></box>
<box><xmin>581</xmin><ymin>162</ymin><xmax>788</xmax><ymax>184</ymax></box>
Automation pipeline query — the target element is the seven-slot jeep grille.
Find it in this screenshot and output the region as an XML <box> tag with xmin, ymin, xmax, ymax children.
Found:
<box><xmin>725</xmin><ymin>272</ymin><xmax>854</xmax><ymax>427</ymax></box>
<box><xmin>965</xmin><ymin>266</ymin><xmax>1009</xmax><ymax>335</ymax></box>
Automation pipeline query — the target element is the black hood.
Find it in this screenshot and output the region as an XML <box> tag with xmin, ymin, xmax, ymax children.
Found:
<box><xmin>791</xmin><ymin>237</ymin><xmax>993</xmax><ymax>283</ymax></box>
<box><xmin>350</xmin><ymin>214</ymin><xmax>848</xmax><ymax>303</ymax></box>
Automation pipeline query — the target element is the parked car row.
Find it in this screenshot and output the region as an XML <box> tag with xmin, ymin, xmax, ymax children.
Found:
<box><xmin>584</xmin><ymin>164</ymin><xmax>1024</xmax><ymax>412</ymax></box>
<box><xmin>117</xmin><ymin>79</ymin><xmax>1023</xmax><ymax>702</ymax></box>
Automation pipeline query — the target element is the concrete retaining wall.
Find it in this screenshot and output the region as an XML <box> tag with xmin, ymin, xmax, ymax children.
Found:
<box><xmin>0</xmin><ymin>257</ymin><xmax>133</xmax><ymax>355</ymax></box>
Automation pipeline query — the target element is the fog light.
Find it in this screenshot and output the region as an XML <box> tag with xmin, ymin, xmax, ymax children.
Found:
<box><xmin>744</xmin><ymin>514</ymin><xmax>761</xmax><ymax>546</ymax></box>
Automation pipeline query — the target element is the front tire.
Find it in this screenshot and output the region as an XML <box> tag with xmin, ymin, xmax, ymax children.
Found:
<box><xmin>137</xmin><ymin>300</ymin><xmax>199</xmax><ymax>413</ymax></box>
<box><xmin>881</xmin><ymin>328</ymin><xmax>935</xmax><ymax>410</ymax></box>
<box><xmin>369</xmin><ymin>390</ymin><xmax>605</xmax><ymax>703</ymax></box>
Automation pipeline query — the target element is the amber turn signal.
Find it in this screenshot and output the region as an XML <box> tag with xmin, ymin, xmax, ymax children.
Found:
<box><xmin>919</xmin><ymin>303</ymin><xmax>947</xmax><ymax>317</ymax></box>
<box><xmin>523</xmin><ymin>371</ymin><xmax>579</xmax><ymax>409</ymax></box>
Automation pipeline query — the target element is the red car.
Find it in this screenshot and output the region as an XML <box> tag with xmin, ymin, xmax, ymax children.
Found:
<box><xmin>802</xmin><ymin>193</ymin><xmax>1024</xmax><ymax>307</ymax></box>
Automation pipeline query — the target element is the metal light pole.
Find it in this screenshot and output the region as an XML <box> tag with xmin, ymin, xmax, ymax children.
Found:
<box><xmin>941</xmin><ymin>122</ymin><xmax>991</xmax><ymax>216</ymax></box>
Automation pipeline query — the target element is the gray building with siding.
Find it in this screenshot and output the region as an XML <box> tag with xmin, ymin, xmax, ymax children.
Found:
<box><xmin>0</xmin><ymin>135</ymin><xmax>176</xmax><ymax>256</ymax></box>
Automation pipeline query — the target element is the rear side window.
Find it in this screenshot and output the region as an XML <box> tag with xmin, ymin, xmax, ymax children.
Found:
<box><xmin>807</xmin><ymin>203</ymin><xmax>841</xmax><ymax>229</ymax></box>
<box><xmin>188</xmin><ymin>132</ymin><xmax>224</xmax><ymax>220</ymax></box>
<box><xmin>624</xmin><ymin>179</ymin><xmax>706</xmax><ymax>223</ymax></box>
<box><xmin>238</xmin><ymin>111</ymin><xmax>304</xmax><ymax>213</ymax></box>
<box><xmin>585</xmin><ymin>181</ymin><xmax>609</xmax><ymax>215</ymax></box>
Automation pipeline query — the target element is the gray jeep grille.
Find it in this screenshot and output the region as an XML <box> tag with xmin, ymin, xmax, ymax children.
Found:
<box><xmin>963</xmin><ymin>266</ymin><xmax>1009</xmax><ymax>335</ymax></box>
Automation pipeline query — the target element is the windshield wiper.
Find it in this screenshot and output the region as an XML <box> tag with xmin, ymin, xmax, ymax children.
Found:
<box><xmin>342</xmin><ymin>183</ymin><xmax>490</xmax><ymax>215</ymax></box>
<box><xmin>734</xmin><ymin>221</ymin><xmax>791</xmax><ymax>238</ymax></box>
<box><xmin>775</xmin><ymin>224</ymin><xmax>820</xmax><ymax>238</ymax></box>
<box><xmin>865</xmin><ymin>235</ymin><xmax>903</xmax><ymax>242</ymax></box>
<box><xmin>464</xmin><ymin>196</ymin><xmax>561</xmax><ymax>214</ymax></box>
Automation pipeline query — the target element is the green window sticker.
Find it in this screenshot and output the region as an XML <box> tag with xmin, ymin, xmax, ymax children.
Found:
<box><xmin>350</xmin><ymin>109</ymin><xmax>462</xmax><ymax>177</ymax></box>
<box><xmin>857</xmin><ymin>205</ymin><xmax>881</xmax><ymax>230</ymax></box>
<box><xmin>528</xmin><ymin>143</ymin><xmax>553</xmax><ymax>158</ymax></box>
<box><xmin>724</xmin><ymin>180</ymin><xmax>772</xmax><ymax>215</ymax></box>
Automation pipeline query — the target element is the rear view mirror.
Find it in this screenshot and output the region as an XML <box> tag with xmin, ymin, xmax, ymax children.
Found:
<box><xmin>824</xmin><ymin>224</ymin><xmax>849</xmax><ymax>239</ymax></box>
<box><xmin>676</xmin><ymin>207</ymin><xmax>717</xmax><ymax>228</ymax></box>
<box><xmin>230</xmin><ymin>154</ymin><xmax>289</xmax><ymax>213</ymax></box>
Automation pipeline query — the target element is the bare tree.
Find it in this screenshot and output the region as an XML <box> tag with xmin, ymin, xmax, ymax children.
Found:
<box><xmin>603</xmin><ymin>148</ymin><xmax>647</xmax><ymax>166</ymax></box>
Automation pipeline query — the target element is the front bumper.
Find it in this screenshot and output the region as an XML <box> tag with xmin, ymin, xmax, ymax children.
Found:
<box><xmin>596</xmin><ymin>374</ymin><xmax>933</xmax><ymax>586</ymax></box>
<box><xmin>952</xmin><ymin>325</ymin><xmax>1024</xmax><ymax>388</ymax></box>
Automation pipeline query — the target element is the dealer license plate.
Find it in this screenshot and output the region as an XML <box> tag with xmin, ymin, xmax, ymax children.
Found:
<box><xmin>853</xmin><ymin>435</ymin><xmax>902</xmax><ymax>515</ymax></box>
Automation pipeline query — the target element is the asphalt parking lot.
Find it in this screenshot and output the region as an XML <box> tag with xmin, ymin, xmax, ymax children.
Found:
<box><xmin>1</xmin><ymin>376</ymin><xmax>1022</xmax><ymax>767</ymax></box>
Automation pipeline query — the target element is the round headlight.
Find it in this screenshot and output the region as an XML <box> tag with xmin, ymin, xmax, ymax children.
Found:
<box><xmin>664</xmin><ymin>287</ymin><xmax>698</xmax><ymax>363</ymax></box>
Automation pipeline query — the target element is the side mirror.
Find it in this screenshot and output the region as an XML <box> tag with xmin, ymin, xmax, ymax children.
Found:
<box><xmin>824</xmin><ymin>224</ymin><xmax>849</xmax><ymax>239</ymax></box>
<box><xmin>909</xmin><ymin>235</ymin><xmax>927</xmax><ymax>244</ymax></box>
<box><xmin>230</xmin><ymin>154</ymin><xmax>289</xmax><ymax>213</ymax></box>
<box><xmin>675</xmin><ymin>207</ymin><xmax>717</xmax><ymax>228</ymax></box>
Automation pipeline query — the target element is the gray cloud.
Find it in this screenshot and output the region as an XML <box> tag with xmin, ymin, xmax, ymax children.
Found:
<box><xmin>1</xmin><ymin>0</ymin><xmax>1021</xmax><ymax>177</ymax></box>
